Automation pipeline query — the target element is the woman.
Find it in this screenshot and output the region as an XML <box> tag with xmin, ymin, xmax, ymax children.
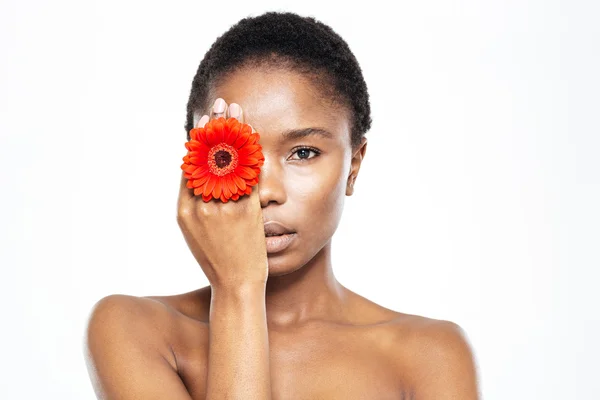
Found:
<box><xmin>84</xmin><ymin>11</ymin><xmax>480</xmax><ymax>399</ymax></box>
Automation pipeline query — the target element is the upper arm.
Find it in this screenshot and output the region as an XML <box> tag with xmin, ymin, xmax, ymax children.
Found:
<box><xmin>83</xmin><ymin>295</ymin><xmax>192</xmax><ymax>400</ymax></box>
<box><xmin>411</xmin><ymin>321</ymin><xmax>481</xmax><ymax>400</ymax></box>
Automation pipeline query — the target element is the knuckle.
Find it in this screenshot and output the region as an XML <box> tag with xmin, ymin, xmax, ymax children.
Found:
<box><xmin>220</xmin><ymin>205</ymin><xmax>237</xmax><ymax>217</ymax></box>
<box><xmin>198</xmin><ymin>205</ymin><xmax>213</xmax><ymax>218</ymax></box>
<box><xmin>176</xmin><ymin>205</ymin><xmax>194</xmax><ymax>220</ymax></box>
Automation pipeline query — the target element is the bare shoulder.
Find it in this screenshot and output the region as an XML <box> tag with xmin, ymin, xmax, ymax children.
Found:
<box><xmin>84</xmin><ymin>294</ymin><xmax>180</xmax><ymax>369</ymax></box>
<box><xmin>83</xmin><ymin>294</ymin><xmax>195</xmax><ymax>399</ymax></box>
<box><xmin>329</xmin><ymin>287</ymin><xmax>480</xmax><ymax>398</ymax></box>
<box><xmin>144</xmin><ymin>286</ymin><xmax>212</xmax><ymax>322</ymax></box>
<box><xmin>388</xmin><ymin>313</ymin><xmax>481</xmax><ymax>399</ymax></box>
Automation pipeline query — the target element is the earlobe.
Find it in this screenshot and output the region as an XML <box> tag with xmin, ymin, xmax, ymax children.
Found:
<box><xmin>346</xmin><ymin>175</ymin><xmax>355</xmax><ymax>196</ymax></box>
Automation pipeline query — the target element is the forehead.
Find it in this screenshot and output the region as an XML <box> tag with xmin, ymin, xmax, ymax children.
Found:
<box><xmin>210</xmin><ymin>67</ymin><xmax>350</xmax><ymax>146</ymax></box>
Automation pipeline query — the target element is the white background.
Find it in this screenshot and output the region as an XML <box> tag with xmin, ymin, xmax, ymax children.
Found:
<box><xmin>1</xmin><ymin>0</ymin><xmax>598</xmax><ymax>398</ymax></box>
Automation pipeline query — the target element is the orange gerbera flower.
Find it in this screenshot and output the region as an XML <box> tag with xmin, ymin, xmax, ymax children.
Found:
<box><xmin>181</xmin><ymin>117</ymin><xmax>265</xmax><ymax>203</ymax></box>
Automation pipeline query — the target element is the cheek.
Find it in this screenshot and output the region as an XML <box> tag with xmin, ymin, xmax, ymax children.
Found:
<box><xmin>286</xmin><ymin>158</ymin><xmax>347</xmax><ymax>234</ymax></box>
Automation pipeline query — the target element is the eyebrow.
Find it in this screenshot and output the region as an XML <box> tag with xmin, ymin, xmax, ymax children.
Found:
<box><xmin>280</xmin><ymin>127</ymin><xmax>334</xmax><ymax>141</ymax></box>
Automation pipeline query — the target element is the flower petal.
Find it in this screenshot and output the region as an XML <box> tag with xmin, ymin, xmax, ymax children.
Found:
<box><xmin>225</xmin><ymin>123</ymin><xmax>238</xmax><ymax>144</ymax></box>
<box><xmin>203</xmin><ymin>174</ymin><xmax>217</xmax><ymax>198</ymax></box>
<box><xmin>191</xmin><ymin>165</ymin><xmax>209</xmax><ymax>178</ymax></box>
<box><xmin>235</xmin><ymin>165</ymin><xmax>257</xmax><ymax>180</ymax></box>
<box><xmin>181</xmin><ymin>163</ymin><xmax>197</xmax><ymax>173</ymax></box>
<box><xmin>222</xmin><ymin>176</ymin><xmax>232</xmax><ymax>198</ymax></box>
<box><xmin>187</xmin><ymin>147</ymin><xmax>208</xmax><ymax>157</ymax></box>
<box><xmin>233</xmin><ymin>131</ymin><xmax>251</xmax><ymax>149</ymax></box>
<box><xmin>205</xmin><ymin>126</ymin><xmax>218</xmax><ymax>147</ymax></box>
<box><xmin>247</xmin><ymin>133</ymin><xmax>260</xmax><ymax>145</ymax></box>
<box><xmin>196</xmin><ymin>131</ymin><xmax>210</xmax><ymax>148</ymax></box>
<box><xmin>226</xmin><ymin>122</ymin><xmax>241</xmax><ymax>144</ymax></box>
<box><xmin>240</xmin><ymin>157</ymin><xmax>261</xmax><ymax>166</ymax></box>
<box><xmin>187</xmin><ymin>140</ymin><xmax>203</xmax><ymax>151</ymax></box>
<box><xmin>226</xmin><ymin>175</ymin><xmax>238</xmax><ymax>195</ymax></box>
<box><xmin>193</xmin><ymin>175</ymin><xmax>209</xmax><ymax>187</ymax></box>
<box><xmin>213</xmin><ymin>178</ymin><xmax>222</xmax><ymax>199</ymax></box>
<box><xmin>240</xmin><ymin>124</ymin><xmax>252</xmax><ymax>136</ymax></box>
<box><xmin>237</xmin><ymin>145</ymin><xmax>261</xmax><ymax>158</ymax></box>
<box><xmin>213</xmin><ymin>120</ymin><xmax>225</xmax><ymax>143</ymax></box>
<box><xmin>232</xmin><ymin>173</ymin><xmax>247</xmax><ymax>191</ymax></box>
<box><xmin>189</xmin><ymin>128</ymin><xmax>202</xmax><ymax>141</ymax></box>
<box><xmin>189</xmin><ymin>154</ymin><xmax>208</xmax><ymax>165</ymax></box>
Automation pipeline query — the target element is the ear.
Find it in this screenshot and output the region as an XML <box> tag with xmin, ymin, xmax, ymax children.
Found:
<box><xmin>346</xmin><ymin>137</ymin><xmax>368</xmax><ymax>196</ymax></box>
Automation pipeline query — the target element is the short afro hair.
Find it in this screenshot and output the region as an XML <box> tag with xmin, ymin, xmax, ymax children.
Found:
<box><xmin>184</xmin><ymin>11</ymin><xmax>372</xmax><ymax>149</ymax></box>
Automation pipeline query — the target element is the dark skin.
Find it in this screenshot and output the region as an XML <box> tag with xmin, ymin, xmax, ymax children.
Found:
<box><xmin>84</xmin><ymin>67</ymin><xmax>480</xmax><ymax>399</ymax></box>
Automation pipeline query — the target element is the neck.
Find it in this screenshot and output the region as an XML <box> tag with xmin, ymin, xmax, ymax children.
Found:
<box><xmin>264</xmin><ymin>240</ymin><xmax>347</xmax><ymax>328</ymax></box>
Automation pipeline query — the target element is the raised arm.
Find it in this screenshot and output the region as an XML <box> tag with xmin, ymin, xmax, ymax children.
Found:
<box><xmin>207</xmin><ymin>282</ymin><xmax>271</xmax><ymax>399</ymax></box>
<box><xmin>177</xmin><ymin>99</ymin><xmax>271</xmax><ymax>399</ymax></box>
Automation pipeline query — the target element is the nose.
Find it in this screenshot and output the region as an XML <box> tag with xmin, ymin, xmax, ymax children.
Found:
<box><xmin>257</xmin><ymin>156</ymin><xmax>286</xmax><ymax>208</ymax></box>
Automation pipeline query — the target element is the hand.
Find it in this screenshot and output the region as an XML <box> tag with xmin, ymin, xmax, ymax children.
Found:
<box><xmin>177</xmin><ymin>98</ymin><xmax>268</xmax><ymax>289</ymax></box>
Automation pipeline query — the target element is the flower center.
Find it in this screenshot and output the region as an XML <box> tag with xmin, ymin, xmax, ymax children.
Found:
<box><xmin>214</xmin><ymin>150</ymin><xmax>231</xmax><ymax>168</ymax></box>
<box><xmin>207</xmin><ymin>143</ymin><xmax>238</xmax><ymax>176</ymax></box>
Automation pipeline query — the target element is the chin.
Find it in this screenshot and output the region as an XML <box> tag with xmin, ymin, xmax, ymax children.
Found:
<box><xmin>266</xmin><ymin>255</ymin><xmax>304</xmax><ymax>277</ymax></box>
<box><xmin>266</xmin><ymin>240</ymin><xmax>326</xmax><ymax>278</ymax></box>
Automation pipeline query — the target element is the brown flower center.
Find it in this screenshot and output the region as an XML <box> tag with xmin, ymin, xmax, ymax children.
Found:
<box><xmin>208</xmin><ymin>143</ymin><xmax>239</xmax><ymax>176</ymax></box>
<box><xmin>214</xmin><ymin>150</ymin><xmax>231</xmax><ymax>168</ymax></box>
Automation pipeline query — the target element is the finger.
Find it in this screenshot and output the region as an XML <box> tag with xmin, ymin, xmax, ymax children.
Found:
<box><xmin>232</xmin><ymin>183</ymin><xmax>259</xmax><ymax>210</ymax></box>
<box><xmin>246</xmin><ymin>183</ymin><xmax>262</xmax><ymax>214</ymax></box>
<box><xmin>210</xmin><ymin>97</ymin><xmax>228</xmax><ymax>120</ymax></box>
<box><xmin>227</xmin><ymin>103</ymin><xmax>244</xmax><ymax>123</ymax></box>
<box><xmin>178</xmin><ymin>171</ymin><xmax>194</xmax><ymax>203</ymax></box>
<box><xmin>196</xmin><ymin>114</ymin><xmax>209</xmax><ymax>129</ymax></box>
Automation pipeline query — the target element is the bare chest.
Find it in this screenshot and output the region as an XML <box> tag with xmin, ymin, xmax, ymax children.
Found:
<box><xmin>174</xmin><ymin>321</ymin><xmax>411</xmax><ymax>400</ymax></box>
<box><xmin>268</xmin><ymin>338</ymin><xmax>405</xmax><ymax>400</ymax></box>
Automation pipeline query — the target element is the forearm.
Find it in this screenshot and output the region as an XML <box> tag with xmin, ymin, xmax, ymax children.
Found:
<box><xmin>206</xmin><ymin>282</ymin><xmax>271</xmax><ymax>400</ymax></box>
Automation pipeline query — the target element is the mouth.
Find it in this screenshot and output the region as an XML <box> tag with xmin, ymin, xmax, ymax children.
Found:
<box><xmin>264</xmin><ymin>232</ymin><xmax>294</xmax><ymax>237</ymax></box>
<box><xmin>263</xmin><ymin>221</ymin><xmax>296</xmax><ymax>253</ymax></box>
<box><xmin>263</xmin><ymin>220</ymin><xmax>295</xmax><ymax>236</ymax></box>
<box><xmin>264</xmin><ymin>232</ymin><xmax>296</xmax><ymax>253</ymax></box>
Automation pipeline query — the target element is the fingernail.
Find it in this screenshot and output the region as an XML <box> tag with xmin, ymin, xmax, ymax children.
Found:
<box><xmin>213</xmin><ymin>98</ymin><xmax>226</xmax><ymax>114</ymax></box>
<box><xmin>198</xmin><ymin>115</ymin><xmax>209</xmax><ymax>127</ymax></box>
<box><xmin>229</xmin><ymin>103</ymin><xmax>241</xmax><ymax>119</ymax></box>
<box><xmin>193</xmin><ymin>111</ymin><xmax>201</xmax><ymax>127</ymax></box>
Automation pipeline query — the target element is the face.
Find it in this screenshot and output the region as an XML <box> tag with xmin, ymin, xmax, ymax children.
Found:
<box><xmin>206</xmin><ymin>67</ymin><xmax>367</xmax><ymax>276</ymax></box>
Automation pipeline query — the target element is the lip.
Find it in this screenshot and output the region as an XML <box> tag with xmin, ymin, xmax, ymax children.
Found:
<box><xmin>264</xmin><ymin>221</ymin><xmax>295</xmax><ymax>236</ymax></box>
<box><xmin>265</xmin><ymin>232</ymin><xmax>296</xmax><ymax>253</ymax></box>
